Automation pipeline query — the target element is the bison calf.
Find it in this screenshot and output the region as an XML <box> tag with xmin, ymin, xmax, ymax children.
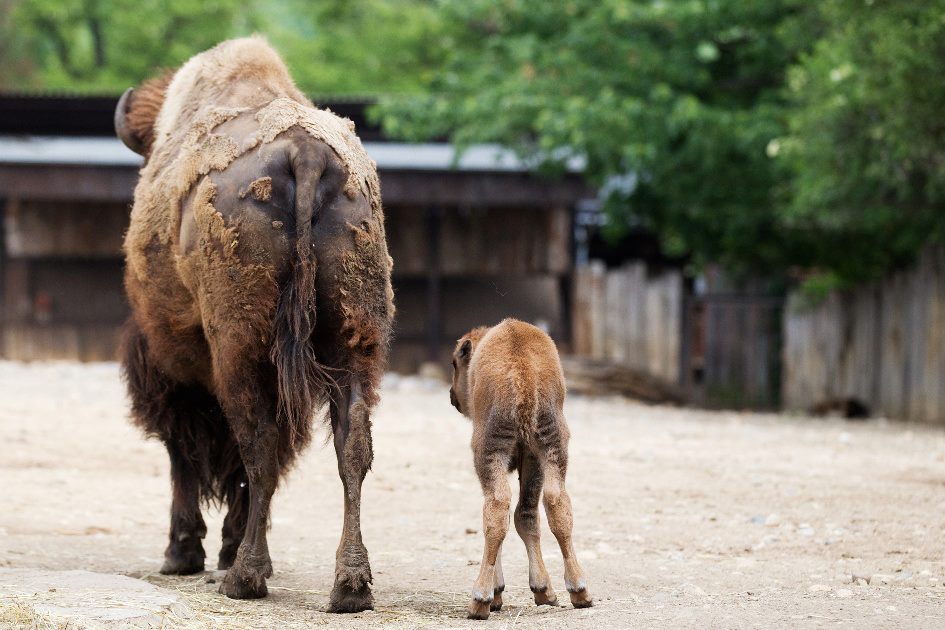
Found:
<box><xmin>449</xmin><ymin>319</ymin><xmax>593</xmax><ymax>620</ymax></box>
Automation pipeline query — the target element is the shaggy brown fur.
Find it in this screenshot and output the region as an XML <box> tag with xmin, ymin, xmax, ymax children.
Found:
<box><xmin>450</xmin><ymin>319</ymin><xmax>593</xmax><ymax>620</ymax></box>
<box><xmin>116</xmin><ymin>37</ymin><xmax>393</xmax><ymax>613</ymax></box>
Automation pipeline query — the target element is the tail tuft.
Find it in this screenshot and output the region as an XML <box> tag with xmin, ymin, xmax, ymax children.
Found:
<box><xmin>271</xmin><ymin>240</ymin><xmax>321</xmax><ymax>444</ymax></box>
<box><xmin>270</xmin><ymin>144</ymin><xmax>330</xmax><ymax>447</ymax></box>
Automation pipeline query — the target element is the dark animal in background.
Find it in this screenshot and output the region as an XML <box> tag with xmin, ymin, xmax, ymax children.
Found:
<box><xmin>809</xmin><ymin>397</ymin><xmax>870</xmax><ymax>419</ymax></box>
<box><xmin>449</xmin><ymin>319</ymin><xmax>593</xmax><ymax>620</ymax></box>
<box><xmin>114</xmin><ymin>37</ymin><xmax>394</xmax><ymax>613</ymax></box>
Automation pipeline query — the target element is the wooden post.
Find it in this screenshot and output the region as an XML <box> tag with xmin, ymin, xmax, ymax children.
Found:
<box><xmin>557</xmin><ymin>204</ymin><xmax>574</xmax><ymax>352</ymax></box>
<box><xmin>425</xmin><ymin>205</ymin><xmax>442</xmax><ymax>363</ymax></box>
<box><xmin>558</xmin><ymin>272</ymin><xmax>572</xmax><ymax>353</ymax></box>
<box><xmin>680</xmin><ymin>290</ymin><xmax>692</xmax><ymax>389</ymax></box>
<box><xmin>1</xmin><ymin>200</ymin><xmax>32</xmax><ymax>358</ymax></box>
<box><xmin>0</xmin><ymin>197</ymin><xmax>5</xmax><ymax>340</ymax></box>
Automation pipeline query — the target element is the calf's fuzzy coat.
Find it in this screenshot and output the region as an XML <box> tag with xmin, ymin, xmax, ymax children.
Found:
<box><xmin>450</xmin><ymin>319</ymin><xmax>593</xmax><ymax>620</ymax></box>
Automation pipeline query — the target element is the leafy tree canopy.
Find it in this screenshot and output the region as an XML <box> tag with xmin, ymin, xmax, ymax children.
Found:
<box><xmin>780</xmin><ymin>0</ymin><xmax>945</xmax><ymax>285</ymax></box>
<box><xmin>2</xmin><ymin>0</ymin><xmax>943</xmax><ymax>286</ymax></box>
<box><xmin>378</xmin><ymin>0</ymin><xmax>945</xmax><ymax>286</ymax></box>
<box><xmin>378</xmin><ymin>0</ymin><xmax>821</xmax><ymax>278</ymax></box>
<box><xmin>0</xmin><ymin>0</ymin><xmax>446</xmax><ymax>95</ymax></box>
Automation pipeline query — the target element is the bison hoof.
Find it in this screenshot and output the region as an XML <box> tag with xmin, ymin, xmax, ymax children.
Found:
<box><xmin>467</xmin><ymin>598</ymin><xmax>492</xmax><ymax>620</ymax></box>
<box><xmin>219</xmin><ymin>566</ymin><xmax>268</xmax><ymax>599</ymax></box>
<box><xmin>160</xmin><ymin>542</ymin><xmax>205</xmax><ymax>575</ymax></box>
<box><xmin>328</xmin><ymin>582</ymin><xmax>374</xmax><ymax>613</ymax></box>
<box><xmin>217</xmin><ymin>544</ymin><xmax>239</xmax><ymax>571</ymax></box>
<box><xmin>329</xmin><ymin>546</ymin><xmax>373</xmax><ymax>613</ymax></box>
<box><xmin>569</xmin><ymin>588</ymin><xmax>593</xmax><ymax>609</ymax></box>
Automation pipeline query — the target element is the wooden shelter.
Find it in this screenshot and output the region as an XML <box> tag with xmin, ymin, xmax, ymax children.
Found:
<box><xmin>0</xmin><ymin>95</ymin><xmax>590</xmax><ymax>369</ymax></box>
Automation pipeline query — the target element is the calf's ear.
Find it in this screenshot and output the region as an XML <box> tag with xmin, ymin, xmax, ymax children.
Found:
<box><xmin>459</xmin><ymin>339</ymin><xmax>472</xmax><ymax>361</ymax></box>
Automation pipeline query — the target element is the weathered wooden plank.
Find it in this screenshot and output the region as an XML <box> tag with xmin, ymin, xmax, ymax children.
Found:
<box><xmin>355</xmin><ymin>203</ymin><xmax>578</xmax><ymax>278</ymax></box>
<box><xmin>570</xmin><ymin>260</ymin><xmax>683</xmax><ymax>385</ymax></box>
<box><xmin>701</xmin><ymin>297</ymin><xmax>781</xmax><ymax>409</ymax></box>
<box><xmin>656</xmin><ymin>270</ymin><xmax>682</xmax><ymax>382</ymax></box>
<box><xmin>546</xmin><ymin>207</ymin><xmax>571</xmax><ymax>274</ymax></box>
<box><xmin>930</xmin><ymin>249</ymin><xmax>945</xmax><ymax>423</ymax></box>
<box><xmin>603</xmin><ymin>267</ymin><xmax>623</xmax><ymax>363</ymax></box>
<box><xmin>571</xmin><ymin>266</ymin><xmax>592</xmax><ymax>356</ymax></box>
<box><xmin>784</xmin><ymin>245</ymin><xmax>945</xmax><ymax>424</ymax></box>
<box><xmin>2</xmin><ymin>257</ymin><xmax>29</xmax><ymax>322</ymax></box>
<box><xmin>384</xmin><ymin>206</ymin><xmax>428</xmax><ymax>276</ymax></box>
<box><xmin>589</xmin><ymin>262</ymin><xmax>606</xmax><ymax>358</ymax></box>
<box><xmin>436</xmin><ymin>206</ymin><xmax>572</xmax><ymax>276</ymax></box>
<box><xmin>5</xmin><ymin>200</ymin><xmax>128</xmax><ymax>258</ymax></box>
<box><xmin>625</xmin><ymin>263</ymin><xmax>646</xmax><ymax>372</ymax></box>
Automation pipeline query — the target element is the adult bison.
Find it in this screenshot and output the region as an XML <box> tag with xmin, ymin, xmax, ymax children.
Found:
<box><xmin>114</xmin><ymin>37</ymin><xmax>394</xmax><ymax>612</ymax></box>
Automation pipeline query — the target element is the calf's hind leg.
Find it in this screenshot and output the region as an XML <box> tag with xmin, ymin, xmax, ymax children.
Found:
<box><xmin>515</xmin><ymin>452</ymin><xmax>557</xmax><ymax>606</ymax></box>
<box><xmin>490</xmin><ymin>546</ymin><xmax>504</xmax><ymax>612</ymax></box>
<box><xmin>468</xmin><ymin>435</ymin><xmax>513</xmax><ymax>620</ymax></box>
<box><xmin>328</xmin><ymin>381</ymin><xmax>375</xmax><ymax>613</ymax></box>
<box><xmin>541</xmin><ymin>452</ymin><xmax>593</xmax><ymax>608</ymax></box>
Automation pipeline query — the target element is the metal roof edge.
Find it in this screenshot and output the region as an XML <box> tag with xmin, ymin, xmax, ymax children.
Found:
<box><xmin>0</xmin><ymin>136</ymin><xmax>585</xmax><ymax>174</ymax></box>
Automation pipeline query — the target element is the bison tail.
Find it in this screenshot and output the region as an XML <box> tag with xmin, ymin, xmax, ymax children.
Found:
<box><xmin>271</xmin><ymin>147</ymin><xmax>330</xmax><ymax>445</ymax></box>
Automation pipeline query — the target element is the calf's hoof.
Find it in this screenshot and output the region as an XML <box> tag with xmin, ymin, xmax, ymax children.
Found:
<box><xmin>490</xmin><ymin>586</ymin><xmax>504</xmax><ymax>612</ymax></box>
<box><xmin>532</xmin><ymin>585</ymin><xmax>559</xmax><ymax>607</ymax></box>
<box><xmin>219</xmin><ymin>566</ymin><xmax>269</xmax><ymax>599</ymax></box>
<box><xmin>569</xmin><ymin>587</ymin><xmax>593</xmax><ymax>608</ymax></box>
<box><xmin>467</xmin><ymin>597</ymin><xmax>492</xmax><ymax>620</ymax></box>
<box><xmin>160</xmin><ymin>542</ymin><xmax>205</xmax><ymax>575</ymax></box>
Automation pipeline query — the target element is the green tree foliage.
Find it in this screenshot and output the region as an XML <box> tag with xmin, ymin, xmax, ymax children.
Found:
<box><xmin>378</xmin><ymin>0</ymin><xmax>945</xmax><ymax>284</ymax></box>
<box><xmin>378</xmin><ymin>0</ymin><xmax>820</xmax><ymax>275</ymax></box>
<box><xmin>265</xmin><ymin>0</ymin><xmax>448</xmax><ymax>96</ymax></box>
<box><xmin>780</xmin><ymin>0</ymin><xmax>945</xmax><ymax>284</ymax></box>
<box><xmin>5</xmin><ymin>0</ymin><xmax>257</xmax><ymax>92</ymax></box>
<box><xmin>0</xmin><ymin>0</ymin><xmax>446</xmax><ymax>95</ymax></box>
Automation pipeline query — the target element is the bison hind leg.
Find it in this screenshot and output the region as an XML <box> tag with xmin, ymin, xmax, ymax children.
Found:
<box><xmin>327</xmin><ymin>381</ymin><xmax>375</xmax><ymax>614</ymax></box>
<box><xmin>121</xmin><ymin>321</ymin><xmax>231</xmax><ymax>575</ymax></box>
<box><xmin>217</xmin><ymin>450</ymin><xmax>249</xmax><ymax>570</ymax></box>
<box><xmin>160</xmin><ymin>435</ymin><xmax>209</xmax><ymax>576</ymax></box>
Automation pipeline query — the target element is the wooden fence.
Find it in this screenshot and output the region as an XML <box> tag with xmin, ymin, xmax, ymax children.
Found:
<box><xmin>572</xmin><ymin>261</ymin><xmax>785</xmax><ymax>408</ymax></box>
<box><xmin>572</xmin><ymin>261</ymin><xmax>682</xmax><ymax>383</ymax></box>
<box><xmin>783</xmin><ymin>246</ymin><xmax>945</xmax><ymax>424</ymax></box>
<box><xmin>690</xmin><ymin>294</ymin><xmax>783</xmax><ymax>409</ymax></box>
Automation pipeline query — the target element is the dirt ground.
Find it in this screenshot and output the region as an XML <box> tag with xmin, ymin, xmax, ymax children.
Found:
<box><xmin>1</xmin><ymin>361</ymin><xmax>945</xmax><ymax>629</ymax></box>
